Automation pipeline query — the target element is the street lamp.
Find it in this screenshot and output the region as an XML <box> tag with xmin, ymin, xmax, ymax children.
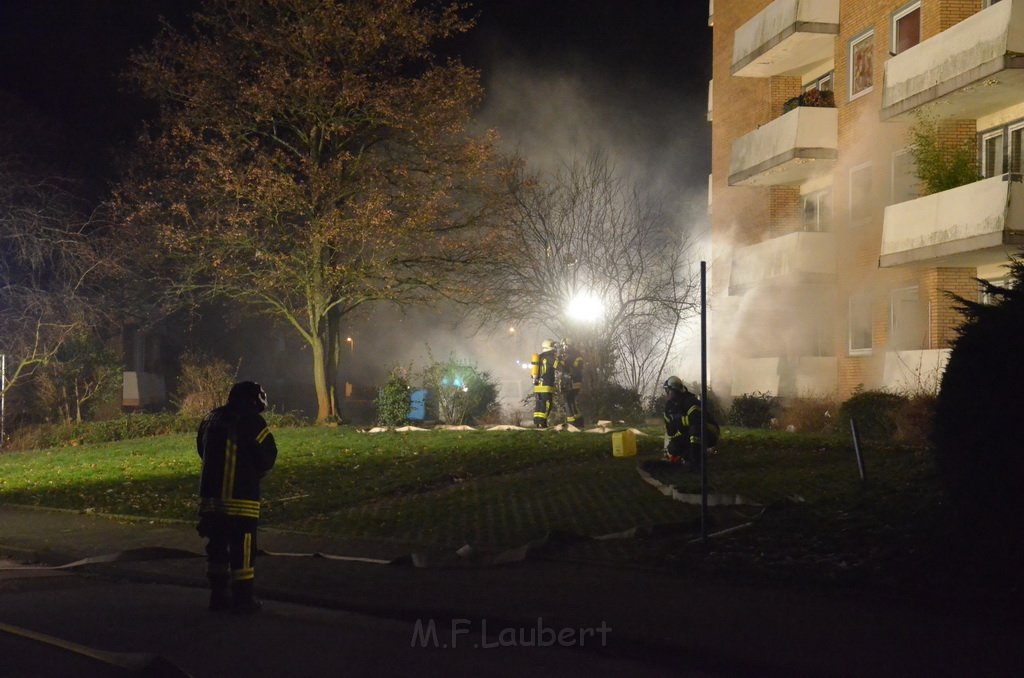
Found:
<box><xmin>566</xmin><ymin>291</ymin><xmax>604</xmax><ymax>323</ymax></box>
<box><xmin>346</xmin><ymin>336</ymin><xmax>354</xmax><ymax>355</ymax></box>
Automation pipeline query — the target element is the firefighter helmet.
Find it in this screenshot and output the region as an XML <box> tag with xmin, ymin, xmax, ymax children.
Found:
<box><xmin>541</xmin><ymin>339</ymin><xmax>556</xmax><ymax>352</ymax></box>
<box><xmin>663</xmin><ymin>376</ymin><xmax>688</xmax><ymax>394</ymax></box>
<box><xmin>228</xmin><ymin>381</ymin><xmax>268</xmax><ymax>413</ymax></box>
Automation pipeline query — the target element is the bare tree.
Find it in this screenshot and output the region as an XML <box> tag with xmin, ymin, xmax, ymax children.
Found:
<box><xmin>477</xmin><ymin>151</ymin><xmax>699</xmax><ymax>401</ymax></box>
<box><xmin>0</xmin><ymin>162</ymin><xmax>105</xmax><ymax>407</ymax></box>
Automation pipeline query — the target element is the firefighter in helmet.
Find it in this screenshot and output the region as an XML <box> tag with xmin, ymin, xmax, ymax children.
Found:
<box><xmin>197</xmin><ymin>381</ymin><xmax>278</xmax><ymax>614</ymax></box>
<box><xmin>560</xmin><ymin>338</ymin><xmax>584</xmax><ymax>429</ymax></box>
<box><xmin>531</xmin><ymin>339</ymin><xmax>561</xmax><ymax>428</ymax></box>
<box><xmin>662</xmin><ymin>376</ymin><xmax>718</xmax><ymax>468</ymax></box>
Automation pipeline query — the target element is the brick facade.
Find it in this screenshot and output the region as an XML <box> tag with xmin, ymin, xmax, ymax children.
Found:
<box><xmin>710</xmin><ymin>0</ymin><xmax>997</xmax><ymax>400</ymax></box>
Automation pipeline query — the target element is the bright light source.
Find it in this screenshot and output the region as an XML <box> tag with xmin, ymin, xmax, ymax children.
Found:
<box><xmin>567</xmin><ymin>292</ymin><xmax>604</xmax><ymax>322</ymax></box>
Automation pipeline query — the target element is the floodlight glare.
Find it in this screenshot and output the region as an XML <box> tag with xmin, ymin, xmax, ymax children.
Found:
<box><xmin>567</xmin><ymin>292</ymin><xmax>604</xmax><ymax>322</ymax></box>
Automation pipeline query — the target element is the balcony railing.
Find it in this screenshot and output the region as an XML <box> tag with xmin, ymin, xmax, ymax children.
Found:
<box><xmin>881</xmin><ymin>350</ymin><xmax>950</xmax><ymax>395</ymax></box>
<box><xmin>881</xmin><ymin>0</ymin><xmax>1024</xmax><ymax>121</ymax></box>
<box><xmin>729</xmin><ymin>231</ymin><xmax>836</xmax><ymax>294</ymax></box>
<box><xmin>880</xmin><ymin>174</ymin><xmax>1024</xmax><ymax>268</ymax></box>
<box><xmin>728</xmin><ymin>106</ymin><xmax>837</xmax><ymax>186</ymax></box>
<box><xmin>732</xmin><ymin>0</ymin><xmax>840</xmax><ymax>78</ymax></box>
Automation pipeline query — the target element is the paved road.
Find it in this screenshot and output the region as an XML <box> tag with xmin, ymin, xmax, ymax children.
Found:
<box><xmin>2</xmin><ymin>505</ymin><xmax>1023</xmax><ymax>677</ymax></box>
<box><xmin>0</xmin><ymin>562</ymin><xmax>689</xmax><ymax>677</ymax></box>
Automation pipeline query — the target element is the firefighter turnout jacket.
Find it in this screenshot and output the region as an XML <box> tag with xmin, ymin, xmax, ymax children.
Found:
<box><xmin>664</xmin><ymin>390</ymin><xmax>706</xmax><ymax>450</ymax></box>
<box><xmin>197</xmin><ymin>405</ymin><xmax>278</xmax><ymax>519</ymax></box>
<box><xmin>533</xmin><ymin>349</ymin><xmax>561</xmax><ymax>393</ymax></box>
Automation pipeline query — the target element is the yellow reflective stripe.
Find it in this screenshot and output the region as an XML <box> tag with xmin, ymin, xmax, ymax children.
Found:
<box><xmin>201</xmin><ymin>498</ymin><xmax>261</xmax><ymax>518</ymax></box>
<box><xmin>256</xmin><ymin>427</ymin><xmax>271</xmax><ymax>444</ymax></box>
<box><xmin>232</xmin><ymin>567</ymin><xmax>255</xmax><ymax>581</ymax></box>
<box><xmin>221</xmin><ymin>439</ymin><xmax>236</xmax><ymax>499</ymax></box>
<box><xmin>243</xmin><ymin>533</ymin><xmax>252</xmax><ymax>569</ymax></box>
<box><xmin>534</xmin><ymin>385</ymin><xmax>555</xmax><ymax>393</ymax></box>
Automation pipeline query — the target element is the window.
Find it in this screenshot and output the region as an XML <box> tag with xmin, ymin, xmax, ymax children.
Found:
<box><xmin>802</xmin><ymin>188</ymin><xmax>832</xmax><ymax>232</ymax></box>
<box><xmin>891</xmin><ymin>149</ymin><xmax>920</xmax><ymax>205</ymax></box>
<box><xmin>980</xmin><ymin>276</ymin><xmax>1011</xmax><ymax>306</ymax></box>
<box><xmin>849</xmin><ymin>30</ymin><xmax>874</xmax><ymax>100</ymax></box>
<box><xmin>890</xmin><ymin>286</ymin><xmax>927</xmax><ymax>350</ymax></box>
<box><xmin>849</xmin><ymin>295</ymin><xmax>873</xmax><ymax>355</ymax></box>
<box><xmin>849</xmin><ymin>162</ymin><xmax>873</xmax><ymax>225</ymax></box>
<box><xmin>984</xmin><ymin>0</ymin><xmax>1004</xmax><ymax>8</ymax></box>
<box><xmin>982</xmin><ymin>130</ymin><xmax>1005</xmax><ymax>177</ymax></box>
<box><xmin>1010</xmin><ymin>123</ymin><xmax>1023</xmax><ymax>175</ymax></box>
<box><xmin>892</xmin><ymin>3</ymin><xmax>922</xmax><ymax>55</ymax></box>
<box><xmin>804</xmin><ymin>71</ymin><xmax>834</xmax><ymax>93</ymax></box>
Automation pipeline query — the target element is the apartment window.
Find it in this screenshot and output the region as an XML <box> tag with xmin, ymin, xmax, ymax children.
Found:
<box><xmin>849</xmin><ymin>30</ymin><xmax>874</xmax><ymax>100</ymax></box>
<box><xmin>891</xmin><ymin>148</ymin><xmax>920</xmax><ymax>205</ymax></box>
<box><xmin>890</xmin><ymin>286</ymin><xmax>927</xmax><ymax>350</ymax></box>
<box><xmin>849</xmin><ymin>162</ymin><xmax>873</xmax><ymax>225</ymax></box>
<box><xmin>1010</xmin><ymin>123</ymin><xmax>1023</xmax><ymax>175</ymax></box>
<box><xmin>980</xmin><ymin>276</ymin><xmax>1010</xmax><ymax>306</ymax></box>
<box><xmin>892</xmin><ymin>3</ymin><xmax>922</xmax><ymax>55</ymax></box>
<box><xmin>804</xmin><ymin>71</ymin><xmax>834</xmax><ymax>93</ymax></box>
<box><xmin>982</xmin><ymin>130</ymin><xmax>1005</xmax><ymax>178</ymax></box>
<box><xmin>802</xmin><ymin>188</ymin><xmax>832</xmax><ymax>232</ymax></box>
<box><xmin>849</xmin><ymin>295</ymin><xmax>873</xmax><ymax>355</ymax></box>
<box><xmin>984</xmin><ymin>0</ymin><xmax>1004</xmax><ymax>7</ymax></box>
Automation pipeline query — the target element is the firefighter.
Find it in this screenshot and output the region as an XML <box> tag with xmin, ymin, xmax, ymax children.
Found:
<box><xmin>662</xmin><ymin>376</ymin><xmax>718</xmax><ymax>468</ymax></box>
<box><xmin>532</xmin><ymin>339</ymin><xmax>560</xmax><ymax>428</ymax></box>
<box><xmin>560</xmin><ymin>338</ymin><xmax>584</xmax><ymax>429</ymax></box>
<box><xmin>197</xmin><ymin>381</ymin><xmax>278</xmax><ymax>614</ymax></box>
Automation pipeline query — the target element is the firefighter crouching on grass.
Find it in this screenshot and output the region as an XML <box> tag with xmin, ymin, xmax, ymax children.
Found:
<box><xmin>532</xmin><ymin>339</ymin><xmax>560</xmax><ymax>428</ymax></box>
<box><xmin>560</xmin><ymin>338</ymin><xmax>584</xmax><ymax>429</ymax></box>
<box><xmin>662</xmin><ymin>375</ymin><xmax>719</xmax><ymax>469</ymax></box>
<box><xmin>197</xmin><ymin>381</ymin><xmax>278</xmax><ymax>614</ymax></box>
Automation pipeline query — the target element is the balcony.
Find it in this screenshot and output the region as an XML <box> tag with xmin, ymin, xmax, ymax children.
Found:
<box><xmin>882</xmin><ymin>350</ymin><xmax>950</xmax><ymax>394</ymax></box>
<box><xmin>728</xmin><ymin>106</ymin><xmax>837</xmax><ymax>186</ymax></box>
<box><xmin>729</xmin><ymin>231</ymin><xmax>836</xmax><ymax>294</ymax></box>
<box><xmin>881</xmin><ymin>0</ymin><xmax>1024</xmax><ymax>121</ymax></box>
<box><xmin>880</xmin><ymin>174</ymin><xmax>1024</xmax><ymax>268</ymax></box>
<box><xmin>731</xmin><ymin>357</ymin><xmax>836</xmax><ymax>397</ymax></box>
<box><xmin>732</xmin><ymin>0</ymin><xmax>840</xmax><ymax>78</ymax></box>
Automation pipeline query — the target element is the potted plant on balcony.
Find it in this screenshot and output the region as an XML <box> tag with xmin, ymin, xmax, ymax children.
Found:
<box><xmin>783</xmin><ymin>88</ymin><xmax>836</xmax><ymax>113</ymax></box>
<box><xmin>908</xmin><ymin>113</ymin><xmax>980</xmax><ymax>195</ymax></box>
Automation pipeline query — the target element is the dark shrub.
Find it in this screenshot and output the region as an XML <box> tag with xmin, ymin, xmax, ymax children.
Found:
<box><xmin>895</xmin><ymin>394</ymin><xmax>935</xmax><ymax>445</ymax></box>
<box><xmin>728</xmin><ymin>392</ymin><xmax>779</xmax><ymax>428</ymax></box>
<box><xmin>587</xmin><ymin>381</ymin><xmax>644</xmax><ymax>425</ymax></box>
<box><xmin>779</xmin><ymin>397</ymin><xmax>837</xmax><ymax>433</ymax></box>
<box><xmin>838</xmin><ymin>389</ymin><xmax>907</xmax><ymax>441</ymax></box>
<box><xmin>933</xmin><ymin>257</ymin><xmax>1024</xmax><ymax>520</ymax></box>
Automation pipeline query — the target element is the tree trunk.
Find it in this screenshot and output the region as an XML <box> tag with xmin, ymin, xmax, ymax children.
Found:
<box><xmin>325</xmin><ymin>308</ymin><xmax>340</xmax><ymax>422</ymax></box>
<box><xmin>310</xmin><ymin>333</ymin><xmax>335</xmax><ymax>423</ymax></box>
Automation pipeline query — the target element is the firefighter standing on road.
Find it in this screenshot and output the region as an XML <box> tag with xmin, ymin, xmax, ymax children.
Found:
<box><xmin>560</xmin><ymin>338</ymin><xmax>584</xmax><ymax>429</ymax></box>
<box><xmin>197</xmin><ymin>381</ymin><xmax>278</xmax><ymax>614</ymax></box>
<box><xmin>532</xmin><ymin>339</ymin><xmax>560</xmax><ymax>428</ymax></box>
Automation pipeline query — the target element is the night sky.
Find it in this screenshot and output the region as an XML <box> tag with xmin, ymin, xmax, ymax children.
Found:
<box><xmin>0</xmin><ymin>0</ymin><xmax>711</xmax><ymax>200</ymax></box>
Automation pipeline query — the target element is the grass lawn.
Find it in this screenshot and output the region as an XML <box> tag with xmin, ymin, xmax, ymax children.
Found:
<box><xmin>3</xmin><ymin>424</ymin><xmax>1013</xmax><ymax>607</ymax></box>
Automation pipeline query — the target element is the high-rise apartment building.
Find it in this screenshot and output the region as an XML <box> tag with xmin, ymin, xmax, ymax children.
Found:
<box><xmin>708</xmin><ymin>0</ymin><xmax>1022</xmax><ymax>399</ymax></box>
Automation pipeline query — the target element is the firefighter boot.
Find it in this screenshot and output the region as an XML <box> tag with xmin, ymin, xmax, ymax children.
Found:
<box><xmin>207</xmin><ymin>573</ymin><xmax>231</xmax><ymax>612</ymax></box>
<box><xmin>231</xmin><ymin>579</ymin><xmax>263</xmax><ymax>615</ymax></box>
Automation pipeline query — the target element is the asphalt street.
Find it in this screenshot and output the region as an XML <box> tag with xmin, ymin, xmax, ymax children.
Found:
<box><xmin>1</xmin><ymin>504</ymin><xmax>1022</xmax><ymax>677</ymax></box>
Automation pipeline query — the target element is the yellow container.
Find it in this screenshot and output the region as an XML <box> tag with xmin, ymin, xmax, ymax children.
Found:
<box><xmin>611</xmin><ymin>429</ymin><xmax>636</xmax><ymax>457</ymax></box>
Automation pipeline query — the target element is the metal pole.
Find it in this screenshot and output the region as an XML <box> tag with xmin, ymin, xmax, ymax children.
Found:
<box><xmin>1</xmin><ymin>353</ymin><xmax>6</xmax><ymax>445</ymax></box>
<box><xmin>700</xmin><ymin>261</ymin><xmax>708</xmax><ymax>542</ymax></box>
<box><xmin>850</xmin><ymin>418</ymin><xmax>866</xmax><ymax>481</ymax></box>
